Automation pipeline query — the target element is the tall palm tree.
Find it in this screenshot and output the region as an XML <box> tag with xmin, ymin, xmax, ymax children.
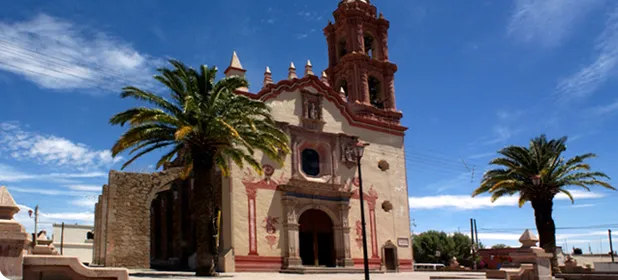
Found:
<box><xmin>472</xmin><ymin>135</ymin><xmax>614</xmax><ymax>273</ymax></box>
<box><xmin>109</xmin><ymin>60</ymin><xmax>290</xmax><ymax>276</ymax></box>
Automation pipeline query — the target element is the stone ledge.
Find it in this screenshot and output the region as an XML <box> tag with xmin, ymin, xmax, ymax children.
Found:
<box><xmin>23</xmin><ymin>255</ymin><xmax>129</xmax><ymax>280</ymax></box>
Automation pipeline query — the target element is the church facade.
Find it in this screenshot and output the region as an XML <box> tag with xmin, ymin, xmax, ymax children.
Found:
<box><xmin>93</xmin><ymin>0</ymin><xmax>414</xmax><ymax>273</ymax></box>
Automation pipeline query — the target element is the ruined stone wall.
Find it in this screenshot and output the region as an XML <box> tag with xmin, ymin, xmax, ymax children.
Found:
<box><xmin>94</xmin><ymin>169</ymin><xmax>180</xmax><ymax>268</ymax></box>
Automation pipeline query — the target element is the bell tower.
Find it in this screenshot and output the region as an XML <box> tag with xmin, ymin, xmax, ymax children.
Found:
<box><xmin>324</xmin><ymin>0</ymin><xmax>398</xmax><ymax>113</ymax></box>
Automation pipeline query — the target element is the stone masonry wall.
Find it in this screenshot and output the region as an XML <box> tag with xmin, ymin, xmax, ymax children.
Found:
<box><xmin>96</xmin><ymin>168</ymin><xmax>180</xmax><ymax>268</ymax></box>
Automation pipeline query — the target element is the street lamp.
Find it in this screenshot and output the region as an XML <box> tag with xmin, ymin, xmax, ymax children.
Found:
<box><xmin>28</xmin><ymin>205</ymin><xmax>39</xmax><ymax>246</ymax></box>
<box><xmin>353</xmin><ymin>142</ymin><xmax>370</xmax><ymax>280</ymax></box>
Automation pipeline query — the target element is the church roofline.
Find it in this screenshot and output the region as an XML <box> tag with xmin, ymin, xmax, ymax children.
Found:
<box><xmin>234</xmin><ymin>75</ymin><xmax>407</xmax><ymax>136</ymax></box>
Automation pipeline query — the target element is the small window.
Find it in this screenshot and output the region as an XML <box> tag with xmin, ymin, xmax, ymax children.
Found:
<box><xmin>338</xmin><ymin>38</ymin><xmax>347</xmax><ymax>60</ymax></box>
<box><xmin>86</xmin><ymin>231</ymin><xmax>94</xmax><ymax>240</ymax></box>
<box><xmin>301</xmin><ymin>149</ymin><xmax>320</xmax><ymax>176</ymax></box>
<box><xmin>368</xmin><ymin>76</ymin><xmax>384</xmax><ymax>109</ymax></box>
<box><xmin>364</xmin><ymin>34</ymin><xmax>375</xmax><ymax>58</ymax></box>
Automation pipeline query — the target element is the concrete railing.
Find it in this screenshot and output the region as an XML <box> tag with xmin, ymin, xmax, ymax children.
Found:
<box><xmin>23</xmin><ymin>255</ymin><xmax>129</xmax><ymax>280</ymax></box>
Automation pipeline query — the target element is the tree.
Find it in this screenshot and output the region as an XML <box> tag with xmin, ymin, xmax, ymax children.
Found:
<box><xmin>109</xmin><ymin>60</ymin><xmax>290</xmax><ymax>276</ymax></box>
<box><xmin>491</xmin><ymin>244</ymin><xmax>510</xmax><ymax>249</ymax></box>
<box><xmin>413</xmin><ymin>231</ymin><xmax>475</xmax><ymax>267</ymax></box>
<box><xmin>472</xmin><ymin>135</ymin><xmax>615</xmax><ymax>274</ymax></box>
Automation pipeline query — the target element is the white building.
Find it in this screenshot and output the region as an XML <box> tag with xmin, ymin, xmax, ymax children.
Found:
<box><xmin>52</xmin><ymin>223</ymin><xmax>94</xmax><ymax>265</ymax></box>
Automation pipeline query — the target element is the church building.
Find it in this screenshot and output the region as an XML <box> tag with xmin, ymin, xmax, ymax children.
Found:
<box><xmin>93</xmin><ymin>0</ymin><xmax>414</xmax><ymax>273</ymax></box>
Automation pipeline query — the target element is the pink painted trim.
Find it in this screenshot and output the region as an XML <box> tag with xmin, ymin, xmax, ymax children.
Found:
<box><xmin>235</xmin><ymin>255</ymin><xmax>282</xmax><ymax>272</ymax></box>
<box><xmin>234</xmin><ymin>76</ymin><xmax>407</xmax><ymax>136</ymax></box>
<box><xmin>247</xmin><ymin>197</ymin><xmax>258</xmax><ymax>255</ymax></box>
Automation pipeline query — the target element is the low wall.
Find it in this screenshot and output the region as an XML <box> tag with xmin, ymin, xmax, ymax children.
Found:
<box><xmin>595</xmin><ymin>262</ymin><xmax>618</xmax><ymax>272</ymax></box>
<box><xmin>23</xmin><ymin>255</ymin><xmax>129</xmax><ymax>280</ymax></box>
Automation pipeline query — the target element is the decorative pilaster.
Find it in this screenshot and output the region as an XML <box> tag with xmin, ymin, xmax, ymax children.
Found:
<box><xmin>360</xmin><ymin>68</ymin><xmax>370</xmax><ymax>104</ymax></box>
<box><xmin>384</xmin><ymin>73</ymin><xmax>396</xmax><ymax>111</ymax></box>
<box><xmin>378</xmin><ymin>25</ymin><xmax>389</xmax><ymax>60</ymax></box>
<box><xmin>245</xmin><ymin>184</ymin><xmax>258</xmax><ymax>255</ymax></box>
<box><xmin>282</xmin><ymin>197</ymin><xmax>301</xmax><ymax>267</ymax></box>
<box><xmin>337</xmin><ymin>202</ymin><xmax>354</xmax><ymax>267</ymax></box>
<box><xmin>365</xmin><ymin>187</ymin><xmax>379</xmax><ymax>259</ymax></box>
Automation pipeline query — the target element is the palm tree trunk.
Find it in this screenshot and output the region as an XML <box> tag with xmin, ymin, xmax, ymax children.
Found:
<box><xmin>531</xmin><ymin>198</ymin><xmax>561</xmax><ymax>274</ymax></box>
<box><xmin>193</xmin><ymin>152</ymin><xmax>218</xmax><ymax>276</ymax></box>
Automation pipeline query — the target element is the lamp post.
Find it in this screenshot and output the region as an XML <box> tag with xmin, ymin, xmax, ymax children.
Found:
<box><xmin>28</xmin><ymin>205</ymin><xmax>39</xmax><ymax>246</ymax></box>
<box><xmin>354</xmin><ymin>142</ymin><xmax>370</xmax><ymax>280</ymax></box>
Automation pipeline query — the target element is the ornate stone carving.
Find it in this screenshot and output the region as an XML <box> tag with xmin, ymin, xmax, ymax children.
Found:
<box><xmin>339</xmin><ymin>135</ymin><xmax>358</xmax><ymax>168</ymax></box>
<box><xmin>300</xmin><ymin>90</ymin><xmax>325</xmax><ymax>131</ymax></box>
<box><xmin>287</xmin><ymin>210</ymin><xmax>296</xmax><ymax>224</ymax></box>
<box><xmin>378</xmin><ymin>160</ymin><xmax>390</xmax><ymax>171</ymax></box>
<box><xmin>263</xmin><ymin>216</ymin><xmax>279</xmax><ymax>249</ymax></box>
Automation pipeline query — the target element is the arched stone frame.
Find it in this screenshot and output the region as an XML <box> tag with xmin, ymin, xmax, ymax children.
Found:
<box><xmin>363</xmin><ymin>31</ymin><xmax>377</xmax><ymax>59</ymax></box>
<box><xmin>381</xmin><ymin>240</ymin><xmax>399</xmax><ymax>272</ymax></box>
<box><xmin>296</xmin><ymin>140</ymin><xmax>332</xmax><ymax>181</ymax></box>
<box><xmin>280</xmin><ymin>188</ymin><xmax>354</xmax><ymax>269</ymax></box>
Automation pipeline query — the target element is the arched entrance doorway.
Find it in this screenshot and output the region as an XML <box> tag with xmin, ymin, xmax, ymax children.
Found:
<box><xmin>149</xmin><ymin>180</ymin><xmax>196</xmax><ymax>271</ymax></box>
<box><xmin>298</xmin><ymin>209</ymin><xmax>335</xmax><ymax>267</ymax></box>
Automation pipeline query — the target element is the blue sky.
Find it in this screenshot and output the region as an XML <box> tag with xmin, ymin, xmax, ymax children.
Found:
<box><xmin>1</xmin><ymin>0</ymin><xmax>618</xmax><ymax>253</ymax></box>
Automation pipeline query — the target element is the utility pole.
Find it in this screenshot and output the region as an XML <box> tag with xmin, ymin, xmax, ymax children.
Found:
<box><xmin>470</xmin><ymin>218</ymin><xmax>476</xmax><ymax>269</ymax></box>
<box><xmin>474</xmin><ymin>219</ymin><xmax>479</xmax><ymax>248</ymax></box>
<box><xmin>609</xmin><ymin>229</ymin><xmax>615</xmax><ymax>263</ymax></box>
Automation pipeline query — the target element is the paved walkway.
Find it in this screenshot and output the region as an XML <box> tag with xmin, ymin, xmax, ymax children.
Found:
<box><xmin>128</xmin><ymin>271</ymin><xmax>487</xmax><ymax>280</ymax></box>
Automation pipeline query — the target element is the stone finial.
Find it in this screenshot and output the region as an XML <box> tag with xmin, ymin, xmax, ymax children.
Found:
<box><xmin>379</xmin><ymin>12</ymin><xmax>385</xmax><ymax>19</ymax></box>
<box><xmin>304</xmin><ymin>60</ymin><xmax>314</xmax><ymax>76</ymax></box>
<box><xmin>320</xmin><ymin>71</ymin><xmax>329</xmax><ymax>86</ymax></box>
<box><xmin>519</xmin><ymin>229</ymin><xmax>539</xmax><ymax>248</ymax></box>
<box><xmin>229</xmin><ymin>51</ymin><xmax>244</xmax><ymax>70</ymax></box>
<box><xmin>0</xmin><ymin>186</ymin><xmax>19</xmax><ymax>220</ymax></box>
<box><xmin>263</xmin><ymin>66</ymin><xmax>273</xmax><ymax>86</ymax></box>
<box><xmin>224</xmin><ymin>50</ymin><xmax>247</xmax><ymax>79</ymax></box>
<box><xmin>288</xmin><ymin>62</ymin><xmax>297</xmax><ymax>80</ymax></box>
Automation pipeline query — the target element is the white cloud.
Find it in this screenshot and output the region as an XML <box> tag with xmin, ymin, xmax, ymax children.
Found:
<box><xmin>0</xmin><ymin>163</ymin><xmax>105</xmax><ymax>183</ymax></box>
<box><xmin>70</xmin><ymin>196</ymin><xmax>98</xmax><ymax>208</ymax></box>
<box><xmin>409</xmin><ymin>190</ymin><xmax>604</xmax><ymax>210</ymax></box>
<box><xmin>475</xmin><ymin>125</ymin><xmax>520</xmax><ymax>146</ymax></box>
<box><xmin>507</xmin><ymin>0</ymin><xmax>600</xmax><ymax>48</ymax></box>
<box><xmin>589</xmin><ymin>99</ymin><xmax>618</xmax><ymax>117</ymax></box>
<box><xmin>7</xmin><ymin>186</ymin><xmax>97</xmax><ymax>198</ymax></box>
<box><xmin>468</xmin><ymin>152</ymin><xmax>496</xmax><ymax>160</ymax></box>
<box><xmin>422</xmin><ymin>173</ymin><xmax>472</xmax><ymax>194</ymax></box>
<box><xmin>0</xmin><ymin>122</ymin><xmax>121</xmax><ymax>171</ymax></box>
<box><xmin>65</xmin><ymin>184</ymin><xmax>101</xmax><ymax>192</ymax></box>
<box><xmin>497</xmin><ymin>110</ymin><xmax>524</xmax><ymax>121</ymax></box>
<box><xmin>0</xmin><ymin>13</ymin><xmax>161</xmax><ymax>92</ymax></box>
<box><xmin>555</xmin><ymin>7</ymin><xmax>618</xmax><ymax>103</ymax></box>
<box><xmin>571</xmin><ymin>203</ymin><xmax>595</xmax><ymax>208</ymax></box>
<box><xmin>13</xmin><ymin>204</ymin><xmax>93</xmax><ymax>235</ymax></box>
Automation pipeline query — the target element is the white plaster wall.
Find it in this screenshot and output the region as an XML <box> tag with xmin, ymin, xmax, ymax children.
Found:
<box><xmin>231</xmin><ymin>83</ymin><xmax>412</xmax><ymax>261</ymax></box>
<box><xmin>52</xmin><ymin>224</ymin><xmax>94</xmax><ymax>264</ymax></box>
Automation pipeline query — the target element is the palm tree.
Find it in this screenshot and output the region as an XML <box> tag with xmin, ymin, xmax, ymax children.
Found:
<box><xmin>472</xmin><ymin>135</ymin><xmax>615</xmax><ymax>273</ymax></box>
<box><xmin>109</xmin><ymin>60</ymin><xmax>290</xmax><ymax>276</ymax></box>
